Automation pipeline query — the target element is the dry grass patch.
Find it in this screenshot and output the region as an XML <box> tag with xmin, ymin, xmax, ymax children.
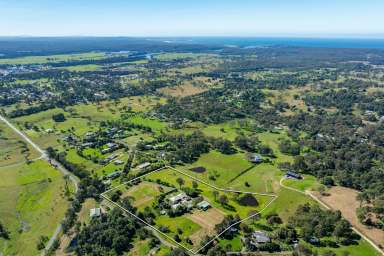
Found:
<box><xmin>317</xmin><ymin>186</ymin><xmax>384</xmax><ymax>248</ymax></box>
<box><xmin>186</xmin><ymin>208</ymin><xmax>225</xmax><ymax>244</ymax></box>
<box><xmin>158</xmin><ymin>82</ymin><xmax>208</xmax><ymax>97</ymax></box>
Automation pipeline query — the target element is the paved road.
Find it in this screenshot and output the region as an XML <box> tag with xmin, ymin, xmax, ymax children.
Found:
<box><xmin>0</xmin><ymin>114</ymin><xmax>79</xmax><ymax>255</ymax></box>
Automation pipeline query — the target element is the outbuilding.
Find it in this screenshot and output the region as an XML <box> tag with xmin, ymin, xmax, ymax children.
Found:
<box><xmin>196</xmin><ymin>200</ymin><xmax>211</xmax><ymax>211</ymax></box>
<box><xmin>285</xmin><ymin>170</ymin><xmax>302</xmax><ymax>180</ymax></box>
<box><xmin>90</xmin><ymin>208</ymin><xmax>101</xmax><ymax>218</ymax></box>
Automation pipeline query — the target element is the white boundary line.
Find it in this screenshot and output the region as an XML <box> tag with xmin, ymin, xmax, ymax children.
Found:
<box><xmin>100</xmin><ymin>165</ymin><xmax>277</xmax><ymax>255</ymax></box>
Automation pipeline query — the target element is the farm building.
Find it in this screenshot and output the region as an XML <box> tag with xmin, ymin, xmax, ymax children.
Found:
<box><xmin>169</xmin><ymin>193</ymin><xmax>190</xmax><ymax>205</ymax></box>
<box><xmin>137</xmin><ymin>162</ymin><xmax>151</xmax><ymax>170</ymax></box>
<box><xmin>106</xmin><ymin>171</ymin><xmax>122</xmax><ymax>180</ymax></box>
<box><xmin>285</xmin><ymin>170</ymin><xmax>302</xmax><ymax>180</ymax></box>
<box><xmin>196</xmin><ymin>200</ymin><xmax>211</xmax><ymax>211</ymax></box>
<box><xmin>114</xmin><ymin>159</ymin><xmax>124</xmax><ymax>165</ymax></box>
<box><xmin>249</xmin><ymin>154</ymin><xmax>263</xmax><ymax>163</ymax></box>
<box><xmin>90</xmin><ymin>208</ymin><xmax>101</xmax><ymax>218</ymax></box>
<box><xmin>101</xmin><ymin>154</ymin><xmax>118</xmax><ymax>165</ymax></box>
<box><xmin>101</xmin><ymin>142</ymin><xmax>119</xmax><ymax>154</ymax></box>
<box><xmin>171</xmin><ymin>201</ymin><xmax>193</xmax><ymax>211</ymax></box>
<box><xmin>243</xmin><ymin>231</ymin><xmax>271</xmax><ymax>248</ymax></box>
<box><xmin>251</xmin><ymin>231</ymin><xmax>270</xmax><ymax>244</ymax></box>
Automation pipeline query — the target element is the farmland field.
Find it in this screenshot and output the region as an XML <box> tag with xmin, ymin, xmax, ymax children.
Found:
<box><xmin>0</xmin><ymin>122</ymin><xmax>40</xmax><ymax>167</ymax></box>
<box><xmin>0</xmin><ymin>160</ymin><xmax>70</xmax><ymax>255</ymax></box>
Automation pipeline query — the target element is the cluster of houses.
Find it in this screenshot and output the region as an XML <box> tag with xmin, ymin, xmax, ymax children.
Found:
<box><xmin>167</xmin><ymin>192</ymin><xmax>211</xmax><ymax>212</ymax></box>
<box><xmin>101</xmin><ymin>153</ymin><xmax>119</xmax><ymax>165</ymax></box>
<box><xmin>169</xmin><ymin>193</ymin><xmax>193</xmax><ymax>211</ymax></box>
<box><xmin>1</xmin><ymin>64</ymin><xmax>44</xmax><ymax>76</ymax></box>
<box><xmin>101</xmin><ymin>142</ymin><xmax>119</xmax><ymax>154</ymax></box>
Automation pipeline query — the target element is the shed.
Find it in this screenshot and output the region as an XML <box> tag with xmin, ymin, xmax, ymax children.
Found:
<box><xmin>137</xmin><ymin>162</ymin><xmax>151</xmax><ymax>170</ymax></box>
<box><xmin>90</xmin><ymin>208</ymin><xmax>101</xmax><ymax>218</ymax></box>
<box><xmin>249</xmin><ymin>154</ymin><xmax>263</xmax><ymax>164</ymax></box>
<box><xmin>285</xmin><ymin>170</ymin><xmax>302</xmax><ymax>180</ymax></box>
<box><xmin>196</xmin><ymin>200</ymin><xmax>211</xmax><ymax>211</ymax></box>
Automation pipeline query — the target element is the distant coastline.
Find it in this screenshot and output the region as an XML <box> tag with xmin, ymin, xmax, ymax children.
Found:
<box><xmin>152</xmin><ymin>37</ymin><xmax>384</xmax><ymax>49</ymax></box>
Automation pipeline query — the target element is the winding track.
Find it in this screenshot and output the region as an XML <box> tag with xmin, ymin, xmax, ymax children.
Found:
<box><xmin>0</xmin><ymin>114</ymin><xmax>79</xmax><ymax>255</ymax></box>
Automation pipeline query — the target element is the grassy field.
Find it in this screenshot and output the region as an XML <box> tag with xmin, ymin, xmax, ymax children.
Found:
<box><xmin>122</xmin><ymin>181</ymin><xmax>175</xmax><ymax>210</ymax></box>
<box><xmin>184</xmin><ymin>150</ymin><xmax>254</xmax><ymax>187</ymax></box>
<box><xmin>60</xmin><ymin>64</ymin><xmax>101</xmax><ymax>71</ymax></box>
<box><xmin>0</xmin><ymin>52</ymin><xmax>106</xmax><ymax>65</ymax></box>
<box><xmin>0</xmin><ymin>160</ymin><xmax>69</xmax><ymax>255</ymax></box>
<box><xmin>158</xmin><ymin>82</ymin><xmax>208</xmax><ymax>98</ymax></box>
<box><xmin>201</xmin><ymin>121</ymin><xmax>251</xmax><ymax>141</ymax></box>
<box><xmin>65</xmin><ymin>148</ymin><xmax>101</xmax><ymax>173</ymax></box>
<box><xmin>126</xmin><ymin>114</ymin><xmax>168</xmax><ymax>133</ymax></box>
<box><xmin>0</xmin><ymin>122</ymin><xmax>40</xmax><ymax>167</ymax></box>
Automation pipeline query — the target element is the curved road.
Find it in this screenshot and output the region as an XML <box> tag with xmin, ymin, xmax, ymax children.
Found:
<box><xmin>0</xmin><ymin>114</ymin><xmax>79</xmax><ymax>255</ymax></box>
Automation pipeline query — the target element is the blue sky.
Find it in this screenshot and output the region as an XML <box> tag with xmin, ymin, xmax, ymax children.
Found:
<box><xmin>0</xmin><ymin>0</ymin><xmax>383</xmax><ymax>37</ymax></box>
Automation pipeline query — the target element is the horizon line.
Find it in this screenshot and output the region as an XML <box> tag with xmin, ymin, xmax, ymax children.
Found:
<box><xmin>1</xmin><ymin>34</ymin><xmax>384</xmax><ymax>39</ymax></box>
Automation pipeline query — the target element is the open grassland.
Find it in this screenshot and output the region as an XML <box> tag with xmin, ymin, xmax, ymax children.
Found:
<box><xmin>127</xmin><ymin>114</ymin><xmax>168</xmax><ymax>133</ymax></box>
<box><xmin>184</xmin><ymin>150</ymin><xmax>254</xmax><ymax>187</ymax></box>
<box><xmin>0</xmin><ymin>160</ymin><xmax>69</xmax><ymax>256</ymax></box>
<box><xmin>201</xmin><ymin>121</ymin><xmax>251</xmax><ymax>141</ymax></box>
<box><xmin>60</xmin><ymin>64</ymin><xmax>102</xmax><ymax>71</ymax></box>
<box><xmin>122</xmin><ymin>181</ymin><xmax>175</xmax><ymax>210</ymax></box>
<box><xmin>257</xmin><ymin>131</ymin><xmax>294</xmax><ymax>163</ymax></box>
<box><xmin>0</xmin><ymin>52</ymin><xmax>106</xmax><ymax>65</ymax></box>
<box><xmin>158</xmin><ymin>81</ymin><xmax>209</xmax><ymax>98</ymax></box>
<box><xmin>65</xmin><ymin>148</ymin><xmax>101</xmax><ymax>173</ymax></box>
<box><xmin>228</xmin><ymin>163</ymin><xmax>282</xmax><ymax>194</ymax></box>
<box><xmin>262</xmin><ymin>187</ymin><xmax>313</xmax><ymax>221</ymax></box>
<box><xmin>0</xmin><ymin>122</ymin><xmax>40</xmax><ymax>167</ymax></box>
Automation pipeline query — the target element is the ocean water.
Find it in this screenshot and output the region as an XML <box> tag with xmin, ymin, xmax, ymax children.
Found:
<box><xmin>157</xmin><ymin>37</ymin><xmax>384</xmax><ymax>49</ymax></box>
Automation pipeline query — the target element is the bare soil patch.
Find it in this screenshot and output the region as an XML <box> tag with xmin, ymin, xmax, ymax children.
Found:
<box><xmin>187</xmin><ymin>208</ymin><xmax>225</xmax><ymax>232</ymax></box>
<box><xmin>189</xmin><ymin>166</ymin><xmax>206</xmax><ymax>173</ymax></box>
<box><xmin>318</xmin><ymin>186</ymin><xmax>384</xmax><ymax>248</ymax></box>
<box><xmin>187</xmin><ymin>208</ymin><xmax>225</xmax><ymax>245</ymax></box>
